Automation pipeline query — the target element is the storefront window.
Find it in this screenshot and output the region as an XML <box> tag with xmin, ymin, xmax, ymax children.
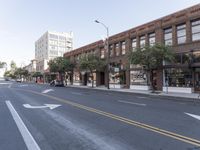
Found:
<box><xmin>174</xmin><ymin>53</ymin><xmax>191</xmax><ymax>64</ymax></box>
<box><xmin>165</xmin><ymin>68</ymin><xmax>192</xmax><ymax>87</ymax></box>
<box><xmin>130</xmin><ymin>70</ymin><xmax>147</xmax><ymax>85</ymax></box>
<box><xmin>87</xmin><ymin>73</ymin><xmax>96</xmax><ymax>83</ymax></box>
<box><xmin>110</xmin><ymin>71</ymin><xmax>126</xmax><ymax>85</ymax></box>
<box><xmin>193</xmin><ymin>51</ymin><xmax>200</xmax><ymax>63</ymax></box>
<box><xmin>73</xmin><ymin>72</ymin><xmax>81</xmax><ymax>82</ymax></box>
<box><xmin>109</xmin><ymin>63</ymin><xmax>126</xmax><ymax>84</ymax></box>
<box><xmin>174</xmin><ymin>54</ymin><xmax>181</xmax><ymax>64</ymax></box>
<box><xmin>182</xmin><ymin>53</ymin><xmax>190</xmax><ymax>64</ymax></box>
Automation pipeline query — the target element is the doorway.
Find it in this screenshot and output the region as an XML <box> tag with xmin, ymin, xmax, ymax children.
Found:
<box><xmin>195</xmin><ymin>71</ymin><xmax>200</xmax><ymax>92</ymax></box>
<box><xmin>100</xmin><ymin>72</ymin><xmax>105</xmax><ymax>85</ymax></box>
<box><xmin>83</xmin><ymin>73</ymin><xmax>87</xmax><ymax>86</ymax></box>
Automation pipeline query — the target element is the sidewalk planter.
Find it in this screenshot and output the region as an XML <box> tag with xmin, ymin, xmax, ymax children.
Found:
<box><xmin>130</xmin><ymin>85</ymin><xmax>150</xmax><ymax>91</ymax></box>
<box><xmin>73</xmin><ymin>82</ymin><xmax>82</xmax><ymax>86</ymax></box>
<box><xmin>162</xmin><ymin>87</ymin><xmax>194</xmax><ymax>94</ymax></box>
<box><xmin>109</xmin><ymin>84</ymin><xmax>123</xmax><ymax>89</ymax></box>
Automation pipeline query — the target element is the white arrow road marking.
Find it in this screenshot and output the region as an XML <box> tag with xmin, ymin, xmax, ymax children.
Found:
<box><xmin>6</xmin><ymin>101</ymin><xmax>41</xmax><ymax>150</ymax></box>
<box><xmin>23</xmin><ymin>104</ymin><xmax>61</xmax><ymax>110</ymax></box>
<box><xmin>185</xmin><ymin>112</ymin><xmax>200</xmax><ymax>121</ymax></box>
<box><xmin>42</xmin><ymin>89</ymin><xmax>54</xmax><ymax>93</ymax></box>
<box><xmin>118</xmin><ymin>100</ymin><xmax>146</xmax><ymax>106</ymax></box>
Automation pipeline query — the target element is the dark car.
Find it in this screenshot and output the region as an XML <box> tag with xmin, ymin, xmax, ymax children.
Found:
<box><xmin>16</xmin><ymin>79</ymin><xmax>22</xmax><ymax>83</ymax></box>
<box><xmin>50</xmin><ymin>80</ymin><xmax>64</xmax><ymax>87</ymax></box>
<box><xmin>5</xmin><ymin>78</ymin><xmax>10</xmax><ymax>81</ymax></box>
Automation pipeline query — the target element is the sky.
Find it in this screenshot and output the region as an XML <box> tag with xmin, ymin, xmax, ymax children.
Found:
<box><xmin>0</xmin><ymin>0</ymin><xmax>200</xmax><ymax>67</ymax></box>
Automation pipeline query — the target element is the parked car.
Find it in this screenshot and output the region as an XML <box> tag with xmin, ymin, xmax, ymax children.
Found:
<box><xmin>16</xmin><ymin>79</ymin><xmax>22</xmax><ymax>83</ymax></box>
<box><xmin>5</xmin><ymin>78</ymin><xmax>10</xmax><ymax>81</ymax></box>
<box><xmin>50</xmin><ymin>80</ymin><xmax>64</xmax><ymax>87</ymax></box>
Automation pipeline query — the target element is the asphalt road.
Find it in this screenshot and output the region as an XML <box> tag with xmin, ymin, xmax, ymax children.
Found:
<box><xmin>0</xmin><ymin>80</ymin><xmax>200</xmax><ymax>150</ymax></box>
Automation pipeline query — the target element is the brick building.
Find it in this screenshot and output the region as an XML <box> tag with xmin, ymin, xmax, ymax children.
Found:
<box><xmin>64</xmin><ymin>4</ymin><xmax>200</xmax><ymax>93</ymax></box>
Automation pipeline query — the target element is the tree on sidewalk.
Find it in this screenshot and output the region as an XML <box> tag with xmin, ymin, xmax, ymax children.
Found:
<box><xmin>78</xmin><ymin>54</ymin><xmax>106</xmax><ymax>88</ymax></box>
<box><xmin>32</xmin><ymin>72</ymin><xmax>43</xmax><ymax>82</ymax></box>
<box><xmin>128</xmin><ymin>44</ymin><xmax>175</xmax><ymax>91</ymax></box>
<box><xmin>48</xmin><ymin>57</ymin><xmax>75</xmax><ymax>84</ymax></box>
<box><xmin>14</xmin><ymin>68</ymin><xmax>29</xmax><ymax>81</ymax></box>
<box><xmin>10</xmin><ymin>61</ymin><xmax>17</xmax><ymax>71</ymax></box>
<box><xmin>0</xmin><ymin>61</ymin><xmax>6</xmax><ymax>68</ymax></box>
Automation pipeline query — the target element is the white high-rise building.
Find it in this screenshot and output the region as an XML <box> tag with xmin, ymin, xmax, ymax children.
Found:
<box><xmin>35</xmin><ymin>31</ymin><xmax>73</xmax><ymax>73</ymax></box>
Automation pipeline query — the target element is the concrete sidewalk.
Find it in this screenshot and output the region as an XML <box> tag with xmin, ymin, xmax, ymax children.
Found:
<box><xmin>66</xmin><ymin>85</ymin><xmax>200</xmax><ymax>100</ymax></box>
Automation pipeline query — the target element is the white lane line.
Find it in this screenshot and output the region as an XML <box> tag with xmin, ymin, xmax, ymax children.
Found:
<box><xmin>42</xmin><ymin>89</ymin><xmax>54</xmax><ymax>94</ymax></box>
<box><xmin>185</xmin><ymin>112</ymin><xmax>200</xmax><ymax>121</ymax></box>
<box><xmin>5</xmin><ymin>101</ymin><xmax>41</xmax><ymax>150</ymax></box>
<box><xmin>118</xmin><ymin>100</ymin><xmax>146</xmax><ymax>106</ymax></box>
<box><xmin>19</xmin><ymin>84</ymin><xmax>28</xmax><ymax>87</ymax></box>
<box><xmin>71</xmin><ymin>92</ymin><xmax>82</xmax><ymax>95</ymax></box>
<box><xmin>0</xmin><ymin>83</ymin><xmax>11</xmax><ymax>84</ymax></box>
<box><xmin>137</xmin><ymin>96</ymin><xmax>147</xmax><ymax>99</ymax></box>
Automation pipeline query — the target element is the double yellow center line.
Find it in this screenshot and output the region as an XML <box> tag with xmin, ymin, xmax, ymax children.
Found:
<box><xmin>21</xmin><ymin>89</ymin><xmax>200</xmax><ymax>147</ymax></box>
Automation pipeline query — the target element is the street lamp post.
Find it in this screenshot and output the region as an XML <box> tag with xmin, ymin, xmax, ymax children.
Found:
<box><xmin>95</xmin><ymin>20</ymin><xmax>110</xmax><ymax>89</ymax></box>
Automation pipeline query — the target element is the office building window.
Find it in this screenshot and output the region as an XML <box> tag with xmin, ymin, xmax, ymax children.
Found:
<box><xmin>177</xmin><ymin>24</ymin><xmax>186</xmax><ymax>44</ymax></box>
<box><xmin>58</xmin><ymin>47</ymin><xmax>65</xmax><ymax>51</ymax></box>
<box><xmin>49</xmin><ymin>34</ymin><xmax>58</xmax><ymax>39</ymax></box>
<box><xmin>140</xmin><ymin>35</ymin><xmax>145</xmax><ymax>48</ymax></box>
<box><xmin>115</xmin><ymin>43</ymin><xmax>120</xmax><ymax>56</ymax></box>
<box><xmin>131</xmin><ymin>38</ymin><xmax>137</xmax><ymax>51</ymax></box>
<box><xmin>109</xmin><ymin>45</ymin><xmax>114</xmax><ymax>57</ymax></box>
<box><xmin>59</xmin><ymin>36</ymin><xmax>66</xmax><ymax>41</ymax></box>
<box><xmin>164</xmin><ymin>27</ymin><xmax>172</xmax><ymax>46</ymax></box>
<box><xmin>59</xmin><ymin>41</ymin><xmax>65</xmax><ymax>47</ymax></box>
<box><xmin>191</xmin><ymin>19</ymin><xmax>200</xmax><ymax>41</ymax></box>
<box><xmin>121</xmin><ymin>41</ymin><xmax>126</xmax><ymax>55</ymax></box>
<box><xmin>149</xmin><ymin>33</ymin><xmax>155</xmax><ymax>46</ymax></box>
<box><xmin>49</xmin><ymin>45</ymin><xmax>58</xmax><ymax>50</ymax></box>
<box><xmin>49</xmin><ymin>50</ymin><xmax>58</xmax><ymax>56</ymax></box>
<box><xmin>49</xmin><ymin>40</ymin><xmax>58</xmax><ymax>45</ymax></box>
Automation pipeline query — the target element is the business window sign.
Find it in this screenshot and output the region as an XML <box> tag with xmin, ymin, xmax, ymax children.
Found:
<box><xmin>114</xmin><ymin>67</ymin><xmax>119</xmax><ymax>72</ymax></box>
<box><xmin>130</xmin><ymin>70</ymin><xmax>147</xmax><ymax>85</ymax></box>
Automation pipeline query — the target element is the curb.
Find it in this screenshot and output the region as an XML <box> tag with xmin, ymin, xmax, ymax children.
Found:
<box><xmin>65</xmin><ymin>85</ymin><xmax>200</xmax><ymax>102</ymax></box>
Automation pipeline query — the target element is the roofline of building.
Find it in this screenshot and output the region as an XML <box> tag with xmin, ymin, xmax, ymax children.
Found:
<box><xmin>64</xmin><ymin>3</ymin><xmax>200</xmax><ymax>57</ymax></box>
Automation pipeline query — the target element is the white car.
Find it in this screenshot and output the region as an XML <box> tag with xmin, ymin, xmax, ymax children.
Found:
<box><xmin>16</xmin><ymin>79</ymin><xmax>22</xmax><ymax>82</ymax></box>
